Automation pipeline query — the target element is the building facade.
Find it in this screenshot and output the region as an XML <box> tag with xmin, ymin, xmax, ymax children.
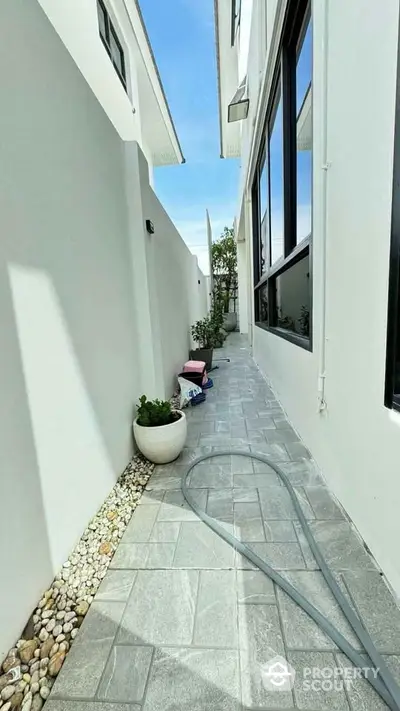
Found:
<box><xmin>215</xmin><ymin>0</ymin><xmax>400</xmax><ymax>596</ymax></box>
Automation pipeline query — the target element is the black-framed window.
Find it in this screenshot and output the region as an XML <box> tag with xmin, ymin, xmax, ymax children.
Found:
<box><xmin>97</xmin><ymin>0</ymin><xmax>127</xmax><ymax>92</ymax></box>
<box><xmin>231</xmin><ymin>0</ymin><xmax>242</xmax><ymax>46</ymax></box>
<box><xmin>253</xmin><ymin>0</ymin><xmax>312</xmax><ymax>350</ymax></box>
<box><xmin>385</xmin><ymin>16</ymin><xmax>400</xmax><ymax>411</ymax></box>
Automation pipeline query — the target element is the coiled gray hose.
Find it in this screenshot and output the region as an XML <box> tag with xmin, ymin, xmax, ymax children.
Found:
<box><xmin>181</xmin><ymin>450</ymin><xmax>400</xmax><ymax>710</ymax></box>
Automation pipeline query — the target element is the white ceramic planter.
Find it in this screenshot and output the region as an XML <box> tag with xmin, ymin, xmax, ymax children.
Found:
<box><xmin>133</xmin><ymin>411</ymin><xmax>187</xmax><ymax>464</ymax></box>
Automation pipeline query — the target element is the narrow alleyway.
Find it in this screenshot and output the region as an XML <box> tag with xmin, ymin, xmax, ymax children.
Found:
<box><xmin>47</xmin><ymin>335</ymin><xmax>400</xmax><ymax>711</ymax></box>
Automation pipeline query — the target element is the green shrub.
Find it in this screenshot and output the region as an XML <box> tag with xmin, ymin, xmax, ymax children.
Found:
<box><xmin>137</xmin><ymin>395</ymin><xmax>178</xmax><ymax>427</ymax></box>
<box><xmin>191</xmin><ymin>317</ymin><xmax>214</xmax><ymax>349</ymax></box>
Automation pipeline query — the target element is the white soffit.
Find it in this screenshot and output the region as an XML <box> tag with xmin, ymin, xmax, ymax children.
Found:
<box><xmin>215</xmin><ymin>0</ymin><xmax>241</xmax><ymax>158</ymax></box>
<box><xmin>127</xmin><ymin>0</ymin><xmax>185</xmax><ymax>165</ymax></box>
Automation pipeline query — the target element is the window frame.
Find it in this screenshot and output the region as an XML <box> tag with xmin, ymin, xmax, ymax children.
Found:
<box><xmin>252</xmin><ymin>0</ymin><xmax>313</xmax><ymax>351</ymax></box>
<box><xmin>385</xmin><ymin>14</ymin><xmax>400</xmax><ymax>411</ymax></box>
<box><xmin>97</xmin><ymin>0</ymin><xmax>127</xmax><ymax>92</ymax></box>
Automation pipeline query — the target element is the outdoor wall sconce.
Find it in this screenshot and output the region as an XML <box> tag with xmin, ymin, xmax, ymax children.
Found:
<box><xmin>227</xmin><ymin>77</ymin><xmax>249</xmax><ymax>123</ymax></box>
<box><xmin>146</xmin><ymin>219</ymin><xmax>155</xmax><ymax>234</ymax></box>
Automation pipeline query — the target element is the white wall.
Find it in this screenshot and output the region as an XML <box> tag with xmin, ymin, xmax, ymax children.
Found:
<box><xmin>246</xmin><ymin>0</ymin><xmax>400</xmax><ymax>595</ymax></box>
<box><xmin>0</xmin><ymin>0</ymin><xmax>202</xmax><ymax>659</ymax></box>
<box><xmin>143</xmin><ymin>191</ymin><xmax>208</xmax><ymax>397</ymax></box>
<box><xmin>37</xmin><ymin>0</ymin><xmax>142</xmax><ymax>145</ymax></box>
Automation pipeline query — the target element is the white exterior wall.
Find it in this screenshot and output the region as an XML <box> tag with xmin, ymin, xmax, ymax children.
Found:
<box><xmin>37</xmin><ymin>0</ymin><xmax>143</xmax><ymax>146</ymax></box>
<box><xmin>0</xmin><ymin>0</ymin><xmax>202</xmax><ymax>659</ymax></box>
<box><xmin>240</xmin><ymin>0</ymin><xmax>400</xmax><ymax>594</ymax></box>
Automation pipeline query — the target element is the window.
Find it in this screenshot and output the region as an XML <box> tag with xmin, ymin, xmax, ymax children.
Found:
<box><xmin>385</xmin><ymin>25</ymin><xmax>400</xmax><ymax>410</ymax></box>
<box><xmin>231</xmin><ymin>0</ymin><xmax>241</xmax><ymax>46</ymax></box>
<box><xmin>253</xmin><ymin>0</ymin><xmax>312</xmax><ymax>349</ymax></box>
<box><xmin>97</xmin><ymin>0</ymin><xmax>127</xmax><ymax>92</ymax></box>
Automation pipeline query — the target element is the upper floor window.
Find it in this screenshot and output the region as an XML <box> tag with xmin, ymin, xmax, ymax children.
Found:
<box><xmin>231</xmin><ymin>0</ymin><xmax>241</xmax><ymax>46</ymax></box>
<box><xmin>97</xmin><ymin>0</ymin><xmax>127</xmax><ymax>92</ymax></box>
<box><xmin>385</xmin><ymin>30</ymin><xmax>400</xmax><ymax>410</ymax></box>
<box><xmin>252</xmin><ymin>0</ymin><xmax>312</xmax><ymax>350</ymax></box>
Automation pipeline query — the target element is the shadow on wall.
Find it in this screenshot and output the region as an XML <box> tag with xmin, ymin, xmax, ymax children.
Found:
<box><xmin>0</xmin><ymin>0</ymin><xmax>141</xmax><ymax>658</ymax></box>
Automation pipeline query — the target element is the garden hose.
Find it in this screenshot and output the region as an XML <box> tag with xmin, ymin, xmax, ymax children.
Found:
<box><xmin>182</xmin><ymin>450</ymin><xmax>400</xmax><ymax>710</ymax></box>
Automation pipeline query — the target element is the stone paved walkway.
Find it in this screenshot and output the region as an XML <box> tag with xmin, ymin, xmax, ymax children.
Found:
<box><xmin>47</xmin><ymin>335</ymin><xmax>400</xmax><ymax>711</ymax></box>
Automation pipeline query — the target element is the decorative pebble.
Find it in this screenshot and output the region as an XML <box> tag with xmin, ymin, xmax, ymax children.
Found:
<box><xmin>32</xmin><ymin>695</ymin><xmax>43</xmax><ymax>711</ymax></box>
<box><xmin>48</xmin><ymin>652</ymin><xmax>65</xmax><ymax>678</ymax></box>
<box><xmin>1</xmin><ymin>687</ymin><xmax>15</xmax><ymax>702</ymax></box>
<box><xmin>9</xmin><ymin>692</ymin><xmax>23</xmax><ymax>708</ymax></box>
<box><xmin>45</xmin><ymin>619</ymin><xmax>55</xmax><ymax>634</ymax></box>
<box><xmin>75</xmin><ymin>601</ymin><xmax>89</xmax><ymax>616</ymax></box>
<box><xmin>19</xmin><ymin>641</ymin><xmax>38</xmax><ymax>665</ymax></box>
<box><xmin>2</xmin><ymin>703</ymin><xmax>11</xmax><ymax>711</ymax></box>
<box><xmin>0</xmin><ymin>455</ymin><xmax>153</xmax><ymax>701</ymax></box>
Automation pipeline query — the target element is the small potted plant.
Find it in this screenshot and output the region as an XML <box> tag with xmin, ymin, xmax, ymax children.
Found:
<box><xmin>133</xmin><ymin>396</ymin><xmax>187</xmax><ymax>464</ymax></box>
<box><xmin>190</xmin><ymin>316</ymin><xmax>214</xmax><ymax>369</ymax></box>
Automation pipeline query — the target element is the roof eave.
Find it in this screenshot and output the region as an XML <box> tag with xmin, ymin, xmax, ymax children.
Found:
<box><xmin>133</xmin><ymin>0</ymin><xmax>185</xmax><ymax>164</ymax></box>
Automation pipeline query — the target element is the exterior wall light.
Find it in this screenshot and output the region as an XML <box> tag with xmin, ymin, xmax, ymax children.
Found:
<box><xmin>227</xmin><ymin>77</ymin><xmax>249</xmax><ymax>123</ymax></box>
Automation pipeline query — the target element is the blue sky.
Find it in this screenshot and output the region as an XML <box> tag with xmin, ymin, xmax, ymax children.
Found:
<box><xmin>139</xmin><ymin>0</ymin><xmax>239</xmax><ymax>274</ymax></box>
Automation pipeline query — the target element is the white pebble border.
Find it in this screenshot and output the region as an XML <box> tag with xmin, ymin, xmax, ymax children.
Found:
<box><xmin>0</xmin><ymin>454</ymin><xmax>154</xmax><ymax>711</ymax></box>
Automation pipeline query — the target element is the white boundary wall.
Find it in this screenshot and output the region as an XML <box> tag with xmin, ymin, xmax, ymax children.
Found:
<box><xmin>0</xmin><ymin>0</ymin><xmax>205</xmax><ymax>659</ymax></box>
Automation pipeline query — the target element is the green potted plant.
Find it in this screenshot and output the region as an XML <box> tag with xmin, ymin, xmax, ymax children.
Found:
<box><xmin>189</xmin><ymin>316</ymin><xmax>214</xmax><ymax>369</ymax></box>
<box><xmin>133</xmin><ymin>395</ymin><xmax>187</xmax><ymax>464</ymax></box>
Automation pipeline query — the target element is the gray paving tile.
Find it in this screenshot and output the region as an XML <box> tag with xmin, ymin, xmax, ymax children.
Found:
<box><xmin>46</xmin><ymin>703</ymin><xmax>140</xmax><ymax>711</ymax></box>
<box><xmin>288</xmin><ymin>651</ymin><xmax>350</xmax><ymax>709</ymax></box>
<box><xmin>51</xmin><ymin>638</ymin><xmax>113</xmax><ymax>699</ymax></box>
<box><xmin>232</xmin><ymin>487</ymin><xmax>258</xmax><ymax>503</ymax></box>
<box><xmin>276</xmin><ymin>571</ymin><xmax>360</xmax><ymax>651</ymax></box>
<box><xmin>79</xmin><ymin>601</ymin><xmax>126</xmax><ymax>643</ymax></box>
<box><xmin>118</xmin><ymin>570</ymin><xmax>198</xmax><ymax>645</ymax></box>
<box><xmin>230</xmin><ymin>454</ymin><xmax>255</xmax><ymax>474</ymax></box>
<box><xmin>157</xmin><ymin>489</ymin><xmax>206</xmax><ymax>522</ymax></box>
<box><xmin>146</xmin><ymin>474</ymin><xmax>182</xmax><ymax>490</ymax></box>
<box><xmin>234</xmin><ymin>502</ymin><xmax>265</xmax><ymax>542</ymax></box>
<box><xmin>122</xmin><ymin>505</ymin><xmax>160</xmax><ymax>542</ymax></box>
<box><xmin>304</xmin><ymin>486</ymin><xmax>346</xmax><ymax>520</ymax></box>
<box><xmin>149</xmin><ymin>521</ymin><xmax>181</xmax><ymax>542</ymax></box>
<box><xmin>265</xmin><ymin>428</ymin><xmax>300</xmax><ymax>444</ymax></box>
<box><xmin>188</xmin><ymin>463</ymin><xmax>233</xmax><ymax>488</ymax></box>
<box><xmin>335</xmin><ymin>652</ymin><xmax>400</xmax><ymax>710</ymax></box>
<box><xmin>234</xmin><ymin>472</ymin><xmax>282</xmax><ymax>491</ymax></box>
<box><xmin>286</xmin><ymin>442</ymin><xmax>312</xmax><ymax>460</ymax></box>
<box><xmin>237</xmin><ymin>570</ymin><xmax>276</xmax><ymax>604</ymax></box>
<box><xmin>110</xmin><ymin>543</ymin><xmax>149</xmax><ymax>569</ymax></box>
<box><xmin>279</xmin><ymin>459</ymin><xmax>325</xmax><ymax>485</ymax></box>
<box><xmin>264</xmin><ymin>520</ymin><xmax>297</xmax><ymax>542</ymax></box>
<box><xmin>235</xmin><ymin>542</ymin><xmax>306</xmax><ymax>570</ymax></box>
<box><xmin>145</xmin><ymin>543</ymin><xmax>176</xmax><ymax>568</ymax></box>
<box><xmin>51</xmin><ymin>602</ymin><xmax>125</xmax><ymax>699</ymax></box>
<box><xmin>245</xmin><ymin>417</ymin><xmax>276</xmax><ymax>430</ymax></box>
<box><xmin>193</xmin><ymin>570</ymin><xmax>238</xmax><ymax>648</ymax></box>
<box><xmin>250</xmin><ymin>443</ymin><xmax>290</xmax><ymax>461</ymax></box>
<box><xmin>207</xmin><ymin>488</ymin><xmax>234</xmax><ymax>520</ymax></box>
<box><xmin>173</xmin><ymin>521</ymin><xmax>235</xmax><ymax>568</ymax></box>
<box><xmin>97</xmin><ymin>645</ymin><xmax>153</xmax><ymax>703</ymax></box>
<box><xmin>96</xmin><ymin>570</ymin><xmax>137</xmax><ymax>602</ymax></box>
<box><xmin>308</xmin><ymin>521</ymin><xmax>377</xmax><ymax>572</ymax></box>
<box><xmin>293</xmin><ymin>521</ymin><xmax>319</xmax><ymax>570</ymax></box>
<box><xmin>139</xmin><ymin>489</ymin><xmax>165</xmax><ymax>505</ymax></box>
<box><xmin>143</xmin><ymin>647</ymin><xmax>240</xmax><ymax>711</ymax></box>
<box><xmin>258</xmin><ymin>485</ymin><xmax>315</xmax><ymax>520</ymax></box>
<box><xmin>239</xmin><ymin>604</ymin><xmax>293</xmax><ymax>708</ymax></box>
<box><xmin>343</xmin><ymin>570</ymin><xmax>400</xmax><ymax>652</ymax></box>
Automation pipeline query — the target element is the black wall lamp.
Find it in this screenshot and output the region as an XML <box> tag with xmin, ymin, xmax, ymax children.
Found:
<box><xmin>146</xmin><ymin>219</ymin><xmax>155</xmax><ymax>234</ymax></box>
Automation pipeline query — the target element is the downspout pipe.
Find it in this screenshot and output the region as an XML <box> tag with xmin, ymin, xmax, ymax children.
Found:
<box><xmin>317</xmin><ymin>0</ymin><xmax>330</xmax><ymax>412</ymax></box>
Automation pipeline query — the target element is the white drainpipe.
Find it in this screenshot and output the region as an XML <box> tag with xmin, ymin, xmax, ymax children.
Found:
<box><xmin>317</xmin><ymin>0</ymin><xmax>330</xmax><ymax>413</ymax></box>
